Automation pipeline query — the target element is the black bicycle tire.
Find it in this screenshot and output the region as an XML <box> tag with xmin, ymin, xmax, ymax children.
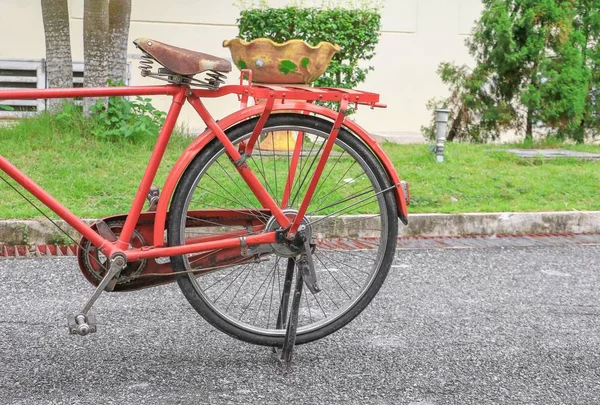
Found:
<box><xmin>168</xmin><ymin>113</ymin><xmax>398</xmax><ymax>346</ymax></box>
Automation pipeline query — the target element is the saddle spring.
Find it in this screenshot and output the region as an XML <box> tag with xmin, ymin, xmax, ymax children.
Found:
<box><xmin>202</xmin><ymin>71</ymin><xmax>227</xmax><ymax>88</ymax></box>
<box><xmin>138</xmin><ymin>53</ymin><xmax>155</xmax><ymax>77</ymax></box>
<box><xmin>137</xmin><ymin>51</ymin><xmax>226</xmax><ymax>90</ymax></box>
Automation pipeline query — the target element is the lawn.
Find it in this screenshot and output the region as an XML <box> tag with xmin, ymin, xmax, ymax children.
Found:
<box><xmin>1</xmin><ymin>114</ymin><xmax>599</xmax><ymax>219</ymax></box>
<box><xmin>381</xmin><ymin>141</ymin><xmax>600</xmax><ymax>214</ymax></box>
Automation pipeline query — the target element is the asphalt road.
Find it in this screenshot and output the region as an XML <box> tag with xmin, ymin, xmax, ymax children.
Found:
<box><xmin>1</xmin><ymin>244</ymin><xmax>599</xmax><ymax>404</ymax></box>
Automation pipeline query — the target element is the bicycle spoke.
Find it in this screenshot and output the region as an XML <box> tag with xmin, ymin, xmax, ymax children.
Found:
<box><xmin>203</xmin><ymin>265</ymin><xmax>244</xmax><ymax>292</ymax></box>
<box><xmin>310</xmin><ymin>150</ymin><xmax>347</xmax><ymax>208</ymax></box>
<box><xmin>188</xmin><ymin>249</ymin><xmax>222</xmax><ymax>267</ymax></box>
<box><xmin>215</xmin><ymin>160</ymin><xmax>259</xmax><ymax>209</ymax></box>
<box><xmin>308</xmin><ymin>185</ymin><xmax>377</xmax><ymax>216</ymax></box>
<box><xmin>222</xmin><ymin>265</ymin><xmax>253</xmax><ymax>309</ymax></box>
<box><xmin>290</xmin><ymin>140</ymin><xmax>325</xmax><ymax>208</ymax></box>
<box><xmin>285</xmin><ymin>131</ymin><xmax>291</xmax><ymax>205</ymax></box>
<box><xmin>321</xmin><ymin>251</ymin><xmax>371</xmax><ymax>279</ymax></box>
<box><xmin>288</xmin><ymin>134</ymin><xmax>315</xmax><ymax>207</ymax></box>
<box><xmin>239</xmin><ymin>258</ymin><xmax>279</xmax><ymax>320</ymax></box>
<box><xmin>184</xmin><ymin>216</ymin><xmax>239</xmax><ymax>230</ymax></box>
<box><xmin>313</xmin><ymin>252</ymin><xmax>353</xmax><ymax>299</ymax></box>
<box><xmin>304</xmin><ymin>289</ymin><xmax>313</xmax><ymax>324</ymax></box>
<box><xmin>308</xmin><ymin>288</ymin><xmax>328</xmax><ymax>319</ymax></box>
<box><xmin>308</xmin><ymin>185</ymin><xmax>394</xmax><ymax>227</ymax></box>
<box><xmin>281</xmin><ymin>131</ymin><xmax>304</xmax><ymax>208</ymax></box>
<box><xmin>253</xmin><ymin>257</ymin><xmax>280</xmax><ymax>325</ymax></box>
<box><xmin>311</xmin><ymin>159</ymin><xmax>358</xmax><ymax>213</ymax></box>
<box><xmin>311</xmin><ymin>278</ymin><xmax>340</xmax><ymax>311</ymax></box>
<box><xmin>191</xmin><ymin>195</ymin><xmax>269</xmax><ymax>225</ymax></box>
<box><xmin>266</xmin><ymin>258</ymin><xmax>278</xmax><ymax>329</ymax></box>
<box><xmin>172</xmin><ymin>115</ymin><xmax>396</xmax><ymax>345</ymax></box>
<box><xmin>332</xmin><ymin>213</ymin><xmax>384</xmax><ymax>229</ymax></box>
<box><xmin>204</xmin><ymin>171</ymin><xmax>259</xmax><ymax>214</ymax></box>
<box><xmin>272</xmin><ymin>135</ymin><xmax>279</xmax><ymax>204</ymax></box>
<box><xmin>253</xmin><ymin>142</ymin><xmax>277</xmax><ymax>198</ymax></box>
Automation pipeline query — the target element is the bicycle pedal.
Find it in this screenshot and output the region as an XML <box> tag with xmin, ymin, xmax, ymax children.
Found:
<box><xmin>67</xmin><ymin>313</ymin><xmax>97</xmax><ymax>336</ymax></box>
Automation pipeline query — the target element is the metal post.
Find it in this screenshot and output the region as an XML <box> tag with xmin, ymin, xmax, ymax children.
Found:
<box><xmin>435</xmin><ymin>108</ymin><xmax>451</xmax><ymax>163</ymax></box>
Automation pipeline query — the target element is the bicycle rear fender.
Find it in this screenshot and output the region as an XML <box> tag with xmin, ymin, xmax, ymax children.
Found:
<box><xmin>152</xmin><ymin>102</ymin><xmax>409</xmax><ymax>247</ymax></box>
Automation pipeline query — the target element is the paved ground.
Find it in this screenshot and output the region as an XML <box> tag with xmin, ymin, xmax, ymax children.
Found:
<box><xmin>505</xmin><ymin>149</ymin><xmax>600</xmax><ymax>159</ymax></box>
<box><xmin>1</xmin><ymin>242</ymin><xmax>600</xmax><ymax>404</ymax></box>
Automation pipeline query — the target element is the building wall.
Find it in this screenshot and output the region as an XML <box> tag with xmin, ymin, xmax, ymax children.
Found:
<box><xmin>0</xmin><ymin>0</ymin><xmax>483</xmax><ymax>139</ymax></box>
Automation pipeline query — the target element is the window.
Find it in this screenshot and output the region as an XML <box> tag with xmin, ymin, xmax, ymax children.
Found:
<box><xmin>0</xmin><ymin>59</ymin><xmax>130</xmax><ymax>118</ymax></box>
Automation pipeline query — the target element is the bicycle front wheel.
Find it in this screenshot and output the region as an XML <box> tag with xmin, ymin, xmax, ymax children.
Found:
<box><xmin>168</xmin><ymin>114</ymin><xmax>398</xmax><ymax>346</ymax></box>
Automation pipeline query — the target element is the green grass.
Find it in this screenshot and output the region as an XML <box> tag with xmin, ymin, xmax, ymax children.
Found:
<box><xmin>381</xmin><ymin>141</ymin><xmax>600</xmax><ymax>213</ymax></box>
<box><xmin>0</xmin><ymin>114</ymin><xmax>191</xmax><ymax>219</ymax></box>
<box><xmin>1</xmin><ymin>114</ymin><xmax>599</xmax><ymax>219</ymax></box>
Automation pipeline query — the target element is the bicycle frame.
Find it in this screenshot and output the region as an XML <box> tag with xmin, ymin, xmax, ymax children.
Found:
<box><xmin>0</xmin><ymin>82</ymin><xmax>408</xmax><ymax>264</ymax></box>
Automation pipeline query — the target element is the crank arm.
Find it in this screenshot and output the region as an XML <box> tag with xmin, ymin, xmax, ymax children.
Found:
<box><xmin>94</xmin><ymin>220</ymin><xmax>120</xmax><ymax>292</ymax></box>
<box><xmin>68</xmin><ymin>254</ymin><xmax>126</xmax><ymax>336</ymax></box>
<box><xmin>80</xmin><ymin>254</ymin><xmax>126</xmax><ymax>315</ymax></box>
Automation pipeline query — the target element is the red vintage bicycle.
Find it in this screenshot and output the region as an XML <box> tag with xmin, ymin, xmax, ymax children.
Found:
<box><xmin>0</xmin><ymin>38</ymin><xmax>409</xmax><ymax>364</ymax></box>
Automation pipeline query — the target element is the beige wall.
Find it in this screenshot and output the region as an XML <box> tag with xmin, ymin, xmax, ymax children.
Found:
<box><xmin>0</xmin><ymin>0</ymin><xmax>483</xmax><ymax>139</ymax></box>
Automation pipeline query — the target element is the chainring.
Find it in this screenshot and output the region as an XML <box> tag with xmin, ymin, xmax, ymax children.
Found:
<box><xmin>77</xmin><ymin>219</ymin><xmax>147</xmax><ymax>287</ymax></box>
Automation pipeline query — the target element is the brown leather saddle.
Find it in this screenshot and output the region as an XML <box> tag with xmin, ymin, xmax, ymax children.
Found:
<box><xmin>133</xmin><ymin>38</ymin><xmax>231</xmax><ymax>76</ymax></box>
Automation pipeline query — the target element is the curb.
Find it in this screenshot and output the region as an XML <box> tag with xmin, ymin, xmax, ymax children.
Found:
<box><xmin>398</xmin><ymin>211</ymin><xmax>600</xmax><ymax>237</ymax></box>
<box><xmin>0</xmin><ymin>211</ymin><xmax>599</xmax><ymax>246</ymax></box>
<box><xmin>370</xmin><ymin>131</ymin><xmax>427</xmax><ymax>144</ymax></box>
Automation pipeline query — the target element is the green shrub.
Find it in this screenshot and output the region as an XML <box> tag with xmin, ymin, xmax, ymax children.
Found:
<box><xmin>88</xmin><ymin>90</ymin><xmax>166</xmax><ymax>141</ymax></box>
<box><xmin>51</xmin><ymin>93</ymin><xmax>165</xmax><ymax>143</ymax></box>
<box><xmin>423</xmin><ymin>0</ymin><xmax>600</xmax><ymax>144</ymax></box>
<box><xmin>236</xmin><ymin>4</ymin><xmax>381</xmax><ymax>91</ymax></box>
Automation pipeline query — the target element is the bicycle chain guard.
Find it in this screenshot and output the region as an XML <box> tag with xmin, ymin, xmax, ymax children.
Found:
<box><xmin>76</xmin><ymin>210</ymin><xmax>272</xmax><ymax>292</ymax></box>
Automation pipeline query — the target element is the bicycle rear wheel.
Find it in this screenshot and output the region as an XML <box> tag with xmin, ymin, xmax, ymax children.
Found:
<box><xmin>168</xmin><ymin>113</ymin><xmax>398</xmax><ymax>346</ymax></box>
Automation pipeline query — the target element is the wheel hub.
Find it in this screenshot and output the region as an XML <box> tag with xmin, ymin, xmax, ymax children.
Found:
<box><xmin>265</xmin><ymin>209</ymin><xmax>312</xmax><ymax>258</ymax></box>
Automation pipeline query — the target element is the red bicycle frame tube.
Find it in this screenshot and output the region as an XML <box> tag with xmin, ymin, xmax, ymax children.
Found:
<box><xmin>281</xmin><ymin>131</ymin><xmax>304</xmax><ymax>208</ymax></box>
<box><xmin>244</xmin><ymin>92</ymin><xmax>276</xmax><ymax>155</ymax></box>
<box><xmin>289</xmin><ymin>97</ymin><xmax>349</xmax><ymax>234</ymax></box>
<box><xmin>0</xmin><ymin>83</ymin><xmax>407</xmax><ymax>261</ymax></box>
<box><xmin>125</xmin><ymin>231</ymin><xmax>276</xmax><ymax>261</ymax></box>
<box><xmin>0</xmin><ymin>85</ymin><xmax>290</xmax><ymax>260</ymax></box>
<box><xmin>152</xmin><ymin>100</ymin><xmax>408</xmax><ymax>246</ymax></box>
<box><xmin>186</xmin><ymin>95</ymin><xmax>291</xmax><ymax>229</ymax></box>
<box><xmin>116</xmin><ymin>87</ymin><xmax>186</xmax><ymax>250</ymax></box>
<box><xmin>0</xmin><ymin>85</ymin><xmax>180</xmax><ymax>100</ymax></box>
<box><xmin>0</xmin><ymin>156</ymin><xmax>112</xmax><ymax>253</ymax></box>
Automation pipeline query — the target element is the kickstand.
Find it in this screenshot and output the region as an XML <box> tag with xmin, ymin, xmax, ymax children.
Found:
<box><xmin>273</xmin><ymin>258</ymin><xmax>296</xmax><ymax>355</ymax></box>
<box><xmin>279</xmin><ymin>260</ymin><xmax>304</xmax><ymax>373</ymax></box>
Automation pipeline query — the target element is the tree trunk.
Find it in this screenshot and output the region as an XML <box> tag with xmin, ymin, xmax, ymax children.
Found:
<box><xmin>108</xmin><ymin>0</ymin><xmax>131</xmax><ymax>84</ymax></box>
<box><xmin>41</xmin><ymin>0</ymin><xmax>73</xmax><ymax>111</ymax></box>
<box><xmin>525</xmin><ymin>107</ymin><xmax>533</xmax><ymax>142</ymax></box>
<box><xmin>525</xmin><ymin>65</ymin><xmax>539</xmax><ymax>143</ymax></box>
<box><xmin>83</xmin><ymin>0</ymin><xmax>109</xmax><ymax>113</ymax></box>
<box><xmin>446</xmin><ymin>104</ymin><xmax>463</xmax><ymax>142</ymax></box>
